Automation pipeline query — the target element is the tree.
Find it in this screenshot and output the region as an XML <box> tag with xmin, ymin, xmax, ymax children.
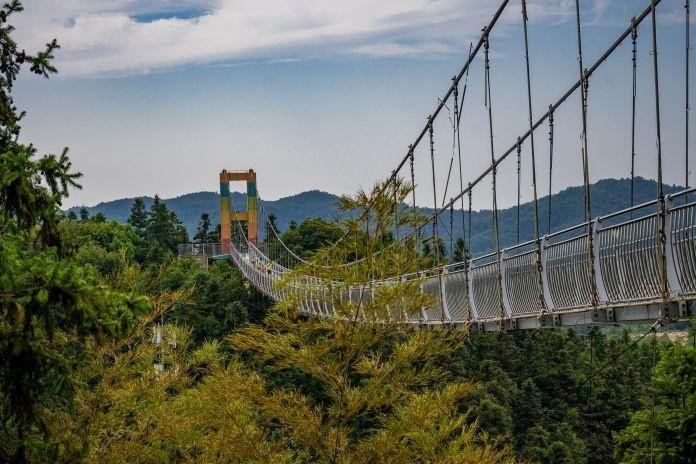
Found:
<box><xmin>615</xmin><ymin>343</ymin><xmax>696</xmax><ymax>463</ymax></box>
<box><xmin>422</xmin><ymin>236</ymin><xmax>446</xmax><ymax>267</ymax></box>
<box><xmin>158</xmin><ymin>258</ymin><xmax>268</xmax><ymax>344</ymax></box>
<box><xmin>263</xmin><ymin>213</ymin><xmax>279</xmax><ymax>244</ymax></box>
<box><xmin>230</xmin><ymin>178</ymin><xmax>514</xmax><ymax>462</ymax></box>
<box><xmin>142</xmin><ymin>195</ymin><xmax>188</xmax><ymax>264</ymax></box>
<box><xmin>67</xmin><ymin>210</ymin><xmax>77</xmax><ymax>221</ymax></box>
<box><xmin>91</xmin><ymin>211</ymin><xmax>106</xmax><ymax>223</ymax></box>
<box><xmin>193</xmin><ymin>212</ymin><xmax>211</xmax><ymax>243</ymax></box>
<box><xmin>127</xmin><ymin>197</ymin><xmax>148</xmax><ymax>235</ymax></box>
<box><xmin>209</xmin><ymin>223</ymin><xmax>221</xmax><ymax>243</ymax></box>
<box><xmin>280</xmin><ymin>217</ymin><xmax>344</xmax><ymax>259</ymax></box>
<box><xmin>0</xmin><ymin>4</ymin><xmax>148</xmax><ymax>459</ymax></box>
<box><xmin>452</xmin><ymin>237</ymin><xmax>470</xmax><ymax>263</ymax></box>
<box><xmin>79</xmin><ymin>207</ymin><xmax>89</xmax><ymax>221</ymax></box>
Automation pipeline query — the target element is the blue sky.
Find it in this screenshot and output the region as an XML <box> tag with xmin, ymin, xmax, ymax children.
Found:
<box><xmin>13</xmin><ymin>0</ymin><xmax>695</xmax><ymax>210</ymax></box>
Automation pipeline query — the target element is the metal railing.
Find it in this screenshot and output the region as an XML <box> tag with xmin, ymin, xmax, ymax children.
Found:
<box><xmin>205</xmin><ymin>189</ymin><xmax>696</xmax><ymax>328</ymax></box>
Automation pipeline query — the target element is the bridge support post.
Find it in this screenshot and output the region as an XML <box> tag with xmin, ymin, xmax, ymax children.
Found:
<box><xmin>440</xmin><ymin>268</ymin><xmax>453</xmax><ymax>322</ymax></box>
<box><xmin>467</xmin><ymin>260</ymin><xmax>480</xmax><ymax>321</ymax></box>
<box><xmin>419</xmin><ymin>271</ymin><xmax>429</xmax><ymax>324</ymax></box>
<box><xmin>592</xmin><ymin>218</ymin><xmax>608</xmax><ymax>304</ymax></box>
<box><xmin>500</xmin><ymin>248</ymin><xmax>513</xmax><ymax>318</ymax></box>
<box><xmin>539</xmin><ymin>236</ymin><xmax>555</xmax><ymax>311</ymax></box>
<box><xmin>663</xmin><ymin>196</ymin><xmax>681</xmax><ymax>294</ymax></box>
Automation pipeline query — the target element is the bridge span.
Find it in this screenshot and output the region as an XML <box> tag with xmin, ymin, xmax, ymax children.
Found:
<box><xmin>180</xmin><ymin>186</ymin><xmax>696</xmax><ymax>331</ymax></box>
<box><xmin>180</xmin><ymin>0</ymin><xmax>695</xmax><ymax>330</ymax></box>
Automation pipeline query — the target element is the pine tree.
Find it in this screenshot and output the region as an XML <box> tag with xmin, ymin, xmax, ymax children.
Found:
<box><xmin>422</xmin><ymin>236</ymin><xmax>446</xmax><ymax>267</ymax></box>
<box><xmin>452</xmin><ymin>237</ymin><xmax>470</xmax><ymax>263</ymax></box>
<box><xmin>142</xmin><ymin>195</ymin><xmax>188</xmax><ymax>264</ymax></box>
<box><xmin>193</xmin><ymin>213</ymin><xmax>211</xmax><ymax>243</ymax></box>
<box><xmin>209</xmin><ymin>223</ymin><xmax>221</xmax><ymax>243</ymax></box>
<box><xmin>127</xmin><ymin>197</ymin><xmax>148</xmax><ymax>235</ymax></box>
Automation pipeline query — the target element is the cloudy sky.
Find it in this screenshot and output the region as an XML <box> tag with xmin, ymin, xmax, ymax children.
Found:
<box><xmin>13</xmin><ymin>0</ymin><xmax>695</xmax><ymax>209</ymax></box>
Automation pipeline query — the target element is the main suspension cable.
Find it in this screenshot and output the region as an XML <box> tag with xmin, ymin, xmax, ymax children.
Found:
<box><xmin>386</xmin><ymin>0</ymin><xmax>511</xmax><ymax>186</ymax></box>
<box><xmin>433</xmin><ymin>0</ymin><xmax>663</xmax><ymax>228</ymax></box>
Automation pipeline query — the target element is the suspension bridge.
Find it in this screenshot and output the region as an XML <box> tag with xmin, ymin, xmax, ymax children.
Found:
<box><xmin>179</xmin><ymin>0</ymin><xmax>696</xmax><ymax>331</ymax></box>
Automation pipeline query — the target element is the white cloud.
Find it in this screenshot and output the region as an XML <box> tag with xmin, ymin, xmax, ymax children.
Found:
<box><xmin>15</xmin><ymin>0</ymin><xmax>577</xmax><ymax>77</ymax></box>
<box><xmin>353</xmin><ymin>41</ymin><xmax>457</xmax><ymax>58</ymax></box>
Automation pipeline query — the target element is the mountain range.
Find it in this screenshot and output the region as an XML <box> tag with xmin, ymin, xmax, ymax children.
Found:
<box><xmin>69</xmin><ymin>177</ymin><xmax>683</xmax><ymax>255</ymax></box>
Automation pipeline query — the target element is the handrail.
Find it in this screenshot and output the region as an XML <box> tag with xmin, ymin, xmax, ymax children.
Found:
<box><xmin>597</xmin><ymin>198</ymin><xmax>659</xmax><ymax>222</ymax></box>
<box><xmin>668</xmin><ymin>186</ymin><xmax>696</xmax><ymax>199</ymax></box>
<box><xmin>598</xmin><ymin>212</ymin><xmax>658</xmax><ymax>232</ymax></box>
<box><xmin>546</xmin><ymin>221</ymin><xmax>591</xmax><ymax>240</ymax></box>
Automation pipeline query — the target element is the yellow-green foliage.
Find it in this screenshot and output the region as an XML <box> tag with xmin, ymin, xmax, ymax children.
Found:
<box><xmin>225</xmin><ymin>178</ymin><xmax>514</xmax><ymax>463</ymax></box>
<box><xmin>46</xmin><ymin>178</ymin><xmax>513</xmax><ymax>463</ymax></box>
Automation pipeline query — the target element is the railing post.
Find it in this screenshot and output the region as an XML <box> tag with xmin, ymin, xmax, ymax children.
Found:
<box><xmin>419</xmin><ymin>271</ymin><xmax>429</xmax><ymax>324</ymax></box>
<box><xmin>401</xmin><ymin>275</ymin><xmax>412</xmax><ymax>323</ymax></box>
<box><xmin>500</xmin><ymin>248</ymin><xmax>513</xmax><ymax>317</ymax></box>
<box><xmin>440</xmin><ymin>268</ymin><xmax>453</xmax><ymax>322</ymax></box>
<box><xmin>663</xmin><ymin>196</ymin><xmax>681</xmax><ymax>295</ymax></box>
<box><xmin>539</xmin><ymin>236</ymin><xmax>555</xmax><ymax>311</ymax></box>
<box><xmin>592</xmin><ymin>218</ymin><xmax>608</xmax><ymax>304</ymax></box>
<box><xmin>467</xmin><ymin>260</ymin><xmax>480</xmax><ymax>321</ymax></box>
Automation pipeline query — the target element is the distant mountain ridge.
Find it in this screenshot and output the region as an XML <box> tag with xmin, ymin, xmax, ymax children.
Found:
<box><xmin>69</xmin><ymin>177</ymin><xmax>683</xmax><ymax>255</ymax></box>
<box><xmin>69</xmin><ymin>189</ymin><xmax>345</xmax><ymax>238</ymax></box>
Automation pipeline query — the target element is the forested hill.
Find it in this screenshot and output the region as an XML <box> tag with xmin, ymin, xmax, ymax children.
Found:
<box><xmin>69</xmin><ymin>189</ymin><xmax>346</xmax><ymax>237</ymax></box>
<box><xmin>70</xmin><ymin>177</ymin><xmax>682</xmax><ymax>253</ymax></box>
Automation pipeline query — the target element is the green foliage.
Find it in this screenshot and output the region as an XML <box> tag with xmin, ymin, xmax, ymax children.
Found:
<box><xmin>59</xmin><ymin>219</ymin><xmax>141</xmax><ymax>275</ymax></box>
<box><xmin>280</xmin><ymin>217</ymin><xmax>344</xmax><ymax>259</ymax></box>
<box><xmin>0</xmin><ymin>233</ymin><xmax>150</xmax><ymax>461</ymax></box>
<box><xmin>192</xmin><ymin>212</ymin><xmax>211</xmax><ymax>243</ymax></box>
<box><xmin>0</xmin><ymin>143</ymin><xmax>81</xmax><ymax>248</ymax></box>
<box><xmin>145</xmin><ymin>195</ymin><xmax>188</xmax><ymax>255</ymax></box>
<box><xmin>422</xmin><ymin>236</ymin><xmax>446</xmax><ymax>267</ymax></box>
<box><xmin>0</xmin><ymin>5</ymin><xmax>150</xmax><ymax>459</ymax></box>
<box><xmin>126</xmin><ymin>197</ymin><xmax>148</xmax><ymax>233</ymax></box>
<box><xmin>228</xmin><ymin>178</ymin><xmax>513</xmax><ymax>462</ymax></box>
<box><xmin>124</xmin><ymin>195</ymin><xmax>190</xmax><ymax>266</ymax></box>
<box><xmin>157</xmin><ymin>258</ymin><xmax>268</xmax><ymax>344</ymax></box>
<box><xmin>452</xmin><ymin>237</ymin><xmax>470</xmax><ymax>263</ymax></box>
<box><xmin>615</xmin><ymin>343</ymin><xmax>696</xmax><ymax>463</ymax></box>
<box><xmin>448</xmin><ymin>328</ymin><xmax>675</xmax><ymax>464</ymax></box>
<box><xmin>0</xmin><ymin>3</ymin><xmax>691</xmax><ymax>459</ymax></box>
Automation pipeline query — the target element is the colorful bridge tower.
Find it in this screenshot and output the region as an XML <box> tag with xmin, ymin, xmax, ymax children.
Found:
<box><xmin>220</xmin><ymin>169</ymin><xmax>258</xmax><ymax>254</ymax></box>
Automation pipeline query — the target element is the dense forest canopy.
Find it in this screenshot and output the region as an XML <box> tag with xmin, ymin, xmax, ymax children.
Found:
<box><xmin>1</xmin><ymin>3</ymin><xmax>694</xmax><ymax>462</ymax></box>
